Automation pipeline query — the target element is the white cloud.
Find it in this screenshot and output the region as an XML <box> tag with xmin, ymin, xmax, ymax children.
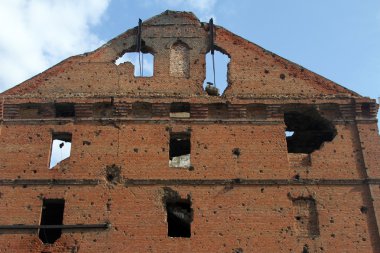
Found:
<box><xmin>152</xmin><ymin>0</ymin><xmax>217</xmax><ymax>21</ymax></box>
<box><xmin>0</xmin><ymin>0</ymin><xmax>110</xmax><ymax>92</ymax></box>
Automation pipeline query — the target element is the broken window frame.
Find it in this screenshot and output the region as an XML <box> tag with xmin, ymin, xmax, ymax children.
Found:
<box><xmin>49</xmin><ymin>132</ymin><xmax>72</xmax><ymax>169</ymax></box>
<box><xmin>169</xmin><ymin>132</ymin><xmax>191</xmax><ymax>168</ymax></box>
<box><xmin>38</xmin><ymin>199</ymin><xmax>65</xmax><ymax>244</ymax></box>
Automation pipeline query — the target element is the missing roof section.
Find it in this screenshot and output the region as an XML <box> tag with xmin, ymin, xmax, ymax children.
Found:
<box><xmin>170</xmin><ymin>102</ymin><xmax>190</xmax><ymax>118</ymax></box>
<box><xmin>284</xmin><ymin>108</ymin><xmax>336</xmax><ymax>154</ymax></box>
<box><xmin>169</xmin><ymin>131</ymin><xmax>191</xmax><ymax>168</ymax></box>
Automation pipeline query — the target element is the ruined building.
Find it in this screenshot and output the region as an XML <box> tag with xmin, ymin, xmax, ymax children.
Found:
<box><xmin>0</xmin><ymin>10</ymin><xmax>380</xmax><ymax>253</ymax></box>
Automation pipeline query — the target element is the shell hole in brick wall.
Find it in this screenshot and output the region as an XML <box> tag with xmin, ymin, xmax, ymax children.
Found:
<box><xmin>203</xmin><ymin>49</ymin><xmax>230</xmax><ymax>96</ymax></box>
<box><xmin>115</xmin><ymin>52</ymin><xmax>154</xmax><ymax>77</ymax></box>
<box><xmin>39</xmin><ymin>199</ymin><xmax>65</xmax><ymax>244</ymax></box>
<box><xmin>49</xmin><ymin>133</ymin><xmax>72</xmax><ymax>169</ymax></box>
<box><xmin>169</xmin><ymin>132</ymin><xmax>191</xmax><ymax>168</ymax></box>
<box><xmin>284</xmin><ymin>109</ymin><xmax>336</xmax><ymax>154</ymax></box>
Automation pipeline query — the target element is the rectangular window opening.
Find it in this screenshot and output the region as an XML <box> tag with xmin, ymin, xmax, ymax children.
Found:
<box><xmin>293</xmin><ymin>198</ymin><xmax>320</xmax><ymax>238</ymax></box>
<box><xmin>169</xmin><ymin>132</ymin><xmax>191</xmax><ymax>168</ymax></box>
<box><xmin>170</xmin><ymin>102</ymin><xmax>190</xmax><ymax>118</ymax></box>
<box><xmin>39</xmin><ymin>199</ymin><xmax>65</xmax><ymax>244</ymax></box>
<box><xmin>55</xmin><ymin>103</ymin><xmax>75</xmax><ymax>118</ymax></box>
<box><xmin>166</xmin><ymin>199</ymin><xmax>192</xmax><ymax>238</ymax></box>
<box><xmin>49</xmin><ymin>132</ymin><xmax>72</xmax><ymax>169</ymax></box>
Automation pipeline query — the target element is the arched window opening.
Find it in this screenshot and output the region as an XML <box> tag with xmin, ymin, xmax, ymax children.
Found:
<box><xmin>284</xmin><ymin>108</ymin><xmax>336</xmax><ymax>154</ymax></box>
<box><xmin>115</xmin><ymin>42</ymin><xmax>154</xmax><ymax>77</ymax></box>
<box><xmin>203</xmin><ymin>49</ymin><xmax>230</xmax><ymax>96</ymax></box>
<box><xmin>170</xmin><ymin>41</ymin><xmax>190</xmax><ymax>78</ymax></box>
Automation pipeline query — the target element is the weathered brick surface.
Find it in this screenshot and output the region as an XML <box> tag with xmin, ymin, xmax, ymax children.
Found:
<box><xmin>0</xmin><ymin>10</ymin><xmax>379</xmax><ymax>253</ymax></box>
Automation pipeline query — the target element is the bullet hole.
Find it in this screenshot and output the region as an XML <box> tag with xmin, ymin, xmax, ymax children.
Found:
<box><xmin>360</xmin><ymin>206</ymin><xmax>368</xmax><ymax>214</ymax></box>
<box><xmin>331</xmin><ymin>233</ymin><xmax>335</xmax><ymax>238</ymax></box>
<box><xmin>294</xmin><ymin>174</ymin><xmax>300</xmax><ymax>180</ymax></box>
<box><xmin>82</xmin><ymin>140</ymin><xmax>91</xmax><ymax>146</ymax></box>
<box><xmin>280</xmin><ymin>73</ymin><xmax>286</xmax><ymax>80</ymax></box>
<box><xmin>233</xmin><ymin>248</ymin><xmax>243</xmax><ymax>253</ymax></box>
<box><xmin>232</xmin><ymin>148</ymin><xmax>241</xmax><ymax>158</ymax></box>
<box><xmin>133</xmin><ymin>148</ymin><xmax>139</xmax><ymax>153</ymax></box>
<box><xmin>264</xmin><ymin>69</ymin><xmax>269</xmax><ymax>74</ymax></box>
<box><xmin>261</xmin><ymin>188</ymin><xmax>264</xmax><ymax>193</ymax></box>
<box><xmin>105</xmin><ymin>164</ymin><xmax>121</xmax><ymax>184</ymax></box>
<box><xmin>302</xmin><ymin>244</ymin><xmax>309</xmax><ymax>253</ymax></box>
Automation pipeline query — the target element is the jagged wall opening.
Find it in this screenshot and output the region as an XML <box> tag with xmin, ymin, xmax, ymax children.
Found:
<box><xmin>38</xmin><ymin>199</ymin><xmax>65</xmax><ymax>244</ymax></box>
<box><xmin>203</xmin><ymin>47</ymin><xmax>230</xmax><ymax>96</ymax></box>
<box><xmin>284</xmin><ymin>108</ymin><xmax>336</xmax><ymax>154</ymax></box>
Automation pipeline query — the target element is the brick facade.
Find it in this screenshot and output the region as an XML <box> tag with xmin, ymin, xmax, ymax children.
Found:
<box><xmin>0</xmin><ymin>10</ymin><xmax>379</xmax><ymax>253</ymax></box>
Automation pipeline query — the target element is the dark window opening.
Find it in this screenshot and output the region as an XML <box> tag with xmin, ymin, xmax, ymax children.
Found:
<box><xmin>170</xmin><ymin>102</ymin><xmax>190</xmax><ymax>118</ymax></box>
<box><xmin>39</xmin><ymin>199</ymin><xmax>65</xmax><ymax>244</ymax></box>
<box><xmin>284</xmin><ymin>109</ymin><xmax>336</xmax><ymax>154</ymax></box>
<box><xmin>293</xmin><ymin>198</ymin><xmax>319</xmax><ymax>238</ymax></box>
<box><xmin>246</xmin><ymin>104</ymin><xmax>267</xmax><ymax>119</ymax></box>
<box><xmin>55</xmin><ymin>103</ymin><xmax>75</xmax><ymax>118</ymax></box>
<box><xmin>132</xmin><ymin>102</ymin><xmax>152</xmax><ymax>118</ymax></box>
<box><xmin>166</xmin><ymin>199</ymin><xmax>192</xmax><ymax>237</ymax></box>
<box><xmin>49</xmin><ymin>132</ymin><xmax>72</xmax><ymax>169</ymax></box>
<box><xmin>169</xmin><ymin>132</ymin><xmax>191</xmax><ymax>168</ymax></box>
<box><xmin>361</xmin><ymin>103</ymin><xmax>371</xmax><ymax>117</ymax></box>
<box><xmin>203</xmin><ymin>48</ymin><xmax>230</xmax><ymax>96</ymax></box>
<box><xmin>115</xmin><ymin>41</ymin><xmax>154</xmax><ymax>77</ymax></box>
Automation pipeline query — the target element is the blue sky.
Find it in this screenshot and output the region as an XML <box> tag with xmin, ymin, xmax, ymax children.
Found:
<box><xmin>0</xmin><ymin>0</ymin><xmax>379</xmax><ymax>101</ymax></box>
